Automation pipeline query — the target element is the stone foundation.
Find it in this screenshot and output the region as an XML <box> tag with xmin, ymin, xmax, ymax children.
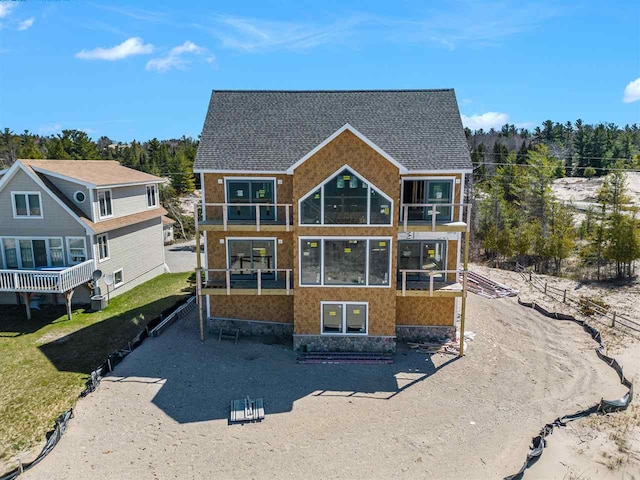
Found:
<box><xmin>293</xmin><ymin>335</ymin><xmax>396</xmax><ymax>353</ymax></box>
<box><xmin>395</xmin><ymin>325</ymin><xmax>456</xmax><ymax>344</ymax></box>
<box><xmin>208</xmin><ymin>317</ymin><xmax>293</xmax><ymax>338</ymax></box>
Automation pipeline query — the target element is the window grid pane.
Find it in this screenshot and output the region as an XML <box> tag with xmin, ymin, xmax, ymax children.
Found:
<box><xmin>28</xmin><ymin>194</ymin><xmax>41</xmax><ymax>216</ymax></box>
<box><xmin>368</xmin><ymin>240</ymin><xmax>390</xmax><ymax>285</ymax></box>
<box><xmin>346</xmin><ymin>304</ymin><xmax>367</xmax><ymax>333</ymax></box>
<box><xmin>300</xmin><ymin>239</ymin><xmax>321</xmax><ymax>285</ymax></box>
<box><xmin>322</xmin><ymin>303</ymin><xmax>343</xmax><ymax>333</ymax></box>
<box><xmin>14</xmin><ymin>194</ymin><xmax>27</xmax><ymax>216</ymax></box>
<box><xmin>324</xmin><ymin>240</ymin><xmax>366</xmax><ymax>285</ymax></box>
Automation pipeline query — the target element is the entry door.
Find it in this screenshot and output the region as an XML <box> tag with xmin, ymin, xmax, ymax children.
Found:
<box><xmin>398</xmin><ymin>241</ymin><xmax>446</xmax><ymax>282</ymax></box>
<box><xmin>226</xmin><ymin>180</ymin><xmax>275</xmax><ymax>221</ymax></box>
<box><xmin>228</xmin><ymin>240</ymin><xmax>275</xmax><ymax>280</ymax></box>
<box><xmin>32</xmin><ymin>240</ymin><xmax>48</xmax><ymax>268</ymax></box>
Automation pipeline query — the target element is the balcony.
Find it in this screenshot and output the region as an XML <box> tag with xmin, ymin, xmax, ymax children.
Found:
<box><xmin>197</xmin><ymin>203</ymin><xmax>293</xmax><ymax>232</ymax></box>
<box><xmin>399</xmin><ymin>203</ymin><xmax>472</xmax><ymax>233</ymax></box>
<box><xmin>397</xmin><ymin>269</ymin><xmax>467</xmax><ymax>297</ymax></box>
<box><xmin>0</xmin><ymin>260</ymin><xmax>94</xmax><ymax>294</ymax></box>
<box><xmin>0</xmin><ymin>260</ymin><xmax>95</xmax><ymax>319</ymax></box>
<box><xmin>199</xmin><ymin>268</ymin><xmax>293</xmax><ymax>296</ymax></box>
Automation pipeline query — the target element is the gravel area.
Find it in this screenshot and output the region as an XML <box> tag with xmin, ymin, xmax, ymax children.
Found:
<box><xmin>21</xmin><ymin>291</ymin><xmax>630</xmax><ymax>480</ymax></box>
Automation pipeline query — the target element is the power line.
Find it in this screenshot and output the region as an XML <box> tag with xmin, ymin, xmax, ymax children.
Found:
<box><xmin>471</xmin><ymin>151</ymin><xmax>637</xmax><ymax>162</ymax></box>
<box><xmin>471</xmin><ymin>162</ymin><xmax>639</xmax><ymax>172</ymax></box>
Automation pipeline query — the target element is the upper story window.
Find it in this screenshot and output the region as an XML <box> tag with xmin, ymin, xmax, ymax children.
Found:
<box><xmin>299</xmin><ymin>167</ymin><xmax>393</xmax><ymax>226</ymax></box>
<box><xmin>12</xmin><ymin>192</ymin><xmax>42</xmax><ymax>219</ymax></box>
<box><xmin>66</xmin><ymin>237</ymin><xmax>87</xmax><ymax>264</ymax></box>
<box><xmin>97</xmin><ymin>189</ymin><xmax>113</xmax><ymax>219</ymax></box>
<box><xmin>401</xmin><ymin>178</ymin><xmax>454</xmax><ymax>223</ymax></box>
<box><xmin>146</xmin><ymin>185</ymin><xmax>158</xmax><ymax>208</ymax></box>
<box><xmin>225</xmin><ymin>178</ymin><xmax>276</xmax><ymax>221</ymax></box>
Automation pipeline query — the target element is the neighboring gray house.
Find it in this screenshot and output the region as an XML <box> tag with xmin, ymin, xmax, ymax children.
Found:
<box><xmin>0</xmin><ymin>159</ymin><xmax>168</xmax><ymax>317</ymax></box>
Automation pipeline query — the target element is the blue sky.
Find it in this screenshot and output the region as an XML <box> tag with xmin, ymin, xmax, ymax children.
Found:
<box><xmin>0</xmin><ymin>0</ymin><xmax>638</xmax><ymax>141</ymax></box>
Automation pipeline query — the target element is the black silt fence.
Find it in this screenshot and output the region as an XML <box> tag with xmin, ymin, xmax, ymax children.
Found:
<box><xmin>0</xmin><ymin>296</ymin><xmax>195</xmax><ymax>480</ymax></box>
<box><xmin>505</xmin><ymin>298</ymin><xmax>634</xmax><ymax>480</ymax></box>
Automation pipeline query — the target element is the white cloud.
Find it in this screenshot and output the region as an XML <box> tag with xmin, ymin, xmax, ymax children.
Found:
<box><xmin>38</xmin><ymin>123</ymin><xmax>62</xmax><ymax>134</ymax></box>
<box><xmin>18</xmin><ymin>17</ymin><xmax>34</xmax><ymax>31</ymax></box>
<box><xmin>146</xmin><ymin>41</ymin><xmax>213</xmax><ymax>72</ymax></box>
<box><xmin>623</xmin><ymin>77</ymin><xmax>640</xmax><ymax>104</ymax></box>
<box><xmin>204</xmin><ymin>15</ymin><xmax>363</xmax><ymax>52</ymax></box>
<box><xmin>76</xmin><ymin>37</ymin><xmax>153</xmax><ymax>61</ymax></box>
<box><xmin>461</xmin><ymin>112</ymin><xmax>510</xmax><ymax>130</ymax></box>
<box><xmin>0</xmin><ymin>3</ymin><xmax>14</xmax><ymax>19</ymax></box>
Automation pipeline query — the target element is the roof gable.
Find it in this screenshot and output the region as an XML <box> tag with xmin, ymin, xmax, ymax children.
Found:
<box><xmin>194</xmin><ymin>89</ymin><xmax>473</xmax><ymax>173</ymax></box>
<box><xmin>287</xmin><ymin>124</ymin><xmax>407</xmax><ymax>174</ymax></box>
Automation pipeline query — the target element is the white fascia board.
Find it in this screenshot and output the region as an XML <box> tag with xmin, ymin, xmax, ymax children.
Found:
<box><xmin>404</xmin><ymin>168</ymin><xmax>473</xmax><ymax>175</ymax></box>
<box><xmin>287</xmin><ymin>123</ymin><xmax>408</xmax><ymax>175</ymax></box>
<box><xmin>193</xmin><ymin>168</ymin><xmax>288</xmax><ymax>174</ymax></box>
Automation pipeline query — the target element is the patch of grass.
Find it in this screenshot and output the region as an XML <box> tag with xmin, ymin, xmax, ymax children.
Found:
<box><xmin>0</xmin><ymin>272</ymin><xmax>192</xmax><ymax>465</ymax></box>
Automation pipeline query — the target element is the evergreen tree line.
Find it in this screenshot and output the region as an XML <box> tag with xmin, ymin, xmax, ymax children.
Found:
<box><xmin>0</xmin><ymin>128</ymin><xmax>197</xmax><ymax>195</ymax></box>
<box><xmin>474</xmin><ymin>144</ymin><xmax>640</xmax><ymax>280</ymax></box>
<box><xmin>467</xmin><ymin>119</ymin><xmax>640</xmax><ymax>181</ymax></box>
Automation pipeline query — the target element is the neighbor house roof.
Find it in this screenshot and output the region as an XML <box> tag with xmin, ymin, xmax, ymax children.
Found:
<box><xmin>194</xmin><ymin>90</ymin><xmax>472</xmax><ymax>172</ymax></box>
<box><xmin>21</xmin><ymin>159</ymin><xmax>163</xmax><ymax>187</ymax></box>
<box><xmin>0</xmin><ymin>160</ymin><xmax>166</xmax><ymax>234</ymax></box>
<box><xmin>162</xmin><ymin>215</ymin><xmax>176</xmax><ymax>226</ymax></box>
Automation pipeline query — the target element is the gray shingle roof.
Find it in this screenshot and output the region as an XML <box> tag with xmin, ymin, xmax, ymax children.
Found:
<box><xmin>194</xmin><ymin>90</ymin><xmax>472</xmax><ymax>172</ymax></box>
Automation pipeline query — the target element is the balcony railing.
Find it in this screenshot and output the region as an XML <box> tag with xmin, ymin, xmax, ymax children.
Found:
<box><xmin>197</xmin><ymin>203</ymin><xmax>293</xmax><ymax>232</ymax></box>
<box><xmin>200</xmin><ymin>268</ymin><xmax>293</xmax><ymax>295</ymax></box>
<box><xmin>398</xmin><ymin>269</ymin><xmax>467</xmax><ymax>297</ymax></box>
<box><xmin>0</xmin><ymin>260</ymin><xmax>95</xmax><ymax>293</ymax></box>
<box><xmin>400</xmin><ymin>203</ymin><xmax>472</xmax><ymax>232</ymax></box>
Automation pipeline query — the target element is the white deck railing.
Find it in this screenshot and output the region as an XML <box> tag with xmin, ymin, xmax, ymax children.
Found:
<box><xmin>202</xmin><ymin>268</ymin><xmax>293</xmax><ymax>295</ymax></box>
<box><xmin>198</xmin><ymin>203</ymin><xmax>293</xmax><ymax>232</ymax></box>
<box><xmin>400</xmin><ymin>203</ymin><xmax>472</xmax><ymax>232</ymax></box>
<box><xmin>398</xmin><ymin>269</ymin><xmax>468</xmax><ymax>297</ymax></box>
<box><xmin>0</xmin><ymin>260</ymin><xmax>94</xmax><ymax>293</ymax></box>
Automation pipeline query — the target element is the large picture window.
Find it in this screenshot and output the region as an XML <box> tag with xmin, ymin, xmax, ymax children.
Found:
<box><xmin>321</xmin><ymin>302</ymin><xmax>368</xmax><ymax>335</ymax></box>
<box><xmin>299</xmin><ymin>167</ymin><xmax>393</xmax><ymax>225</ymax></box>
<box><xmin>299</xmin><ymin>237</ymin><xmax>391</xmax><ymax>287</ymax></box>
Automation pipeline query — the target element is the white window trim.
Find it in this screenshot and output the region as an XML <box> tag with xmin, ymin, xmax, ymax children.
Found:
<box><xmin>97</xmin><ymin>188</ymin><xmax>114</xmax><ymax>219</ymax></box>
<box><xmin>73</xmin><ymin>190</ymin><xmax>86</xmax><ymax>203</ymax></box>
<box><xmin>0</xmin><ymin>236</ymin><xmax>64</xmax><ymax>269</ymax></box>
<box><xmin>298</xmin><ymin>236</ymin><xmax>393</xmax><ymax>289</ymax></box>
<box><xmin>66</xmin><ymin>236</ymin><xmax>88</xmax><ymax>265</ymax></box>
<box><xmin>96</xmin><ymin>233</ymin><xmax>110</xmax><ymax>263</ymax></box>
<box><xmin>11</xmin><ymin>191</ymin><xmax>43</xmax><ymax>219</ymax></box>
<box><xmin>298</xmin><ymin>164</ymin><xmax>394</xmax><ymax>227</ymax></box>
<box><xmin>400</xmin><ymin>176</ymin><xmax>456</xmax><ymax>223</ymax></box>
<box><xmin>113</xmin><ymin>268</ymin><xmax>124</xmax><ymax>287</ymax></box>
<box><xmin>320</xmin><ymin>300</ymin><xmax>369</xmax><ymax>336</ymax></box>
<box><xmin>225</xmin><ymin>237</ymin><xmax>278</xmax><ymax>279</ymax></box>
<box><xmin>146</xmin><ymin>184</ymin><xmax>158</xmax><ymax>209</ymax></box>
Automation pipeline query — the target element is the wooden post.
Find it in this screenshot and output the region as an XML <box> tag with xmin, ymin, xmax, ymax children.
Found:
<box><xmin>197</xmin><ymin>268</ymin><xmax>206</xmax><ymax>341</ymax></box>
<box><xmin>563</xmin><ymin>289</ymin><xmax>567</xmax><ymax>303</ymax></box>
<box><xmin>22</xmin><ymin>292</ymin><xmax>32</xmax><ymax>320</ymax></box>
<box><xmin>611</xmin><ymin>311</ymin><xmax>616</xmax><ymax>328</ymax></box>
<box><xmin>544</xmin><ymin>282</ymin><xmax>547</xmax><ymax>294</ymax></box>
<box><xmin>64</xmin><ymin>290</ymin><xmax>74</xmax><ymax>320</ymax></box>
<box><xmin>194</xmin><ymin>206</ymin><xmax>201</xmax><ymax>271</ymax></box>
<box><xmin>459</xmin><ymin>229</ymin><xmax>470</xmax><ymax>357</ymax></box>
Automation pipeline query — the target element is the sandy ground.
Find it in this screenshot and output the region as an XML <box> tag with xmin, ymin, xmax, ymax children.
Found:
<box><xmin>21</xmin><ymin>291</ymin><xmax>634</xmax><ymax>480</ymax></box>
<box><xmin>552</xmin><ymin>172</ymin><xmax>640</xmax><ymax>213</ymax></box>
<box><xmin>472</xmin><ymin>264</ymin><xmax>640</xmax><ymax>479</ymax></box>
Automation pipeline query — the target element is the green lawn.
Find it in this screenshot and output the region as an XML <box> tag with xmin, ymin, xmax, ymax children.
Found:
<box><xmin>0</xmin><ymin>272</ymin><xmax>193</xmax><ymax>465</ymax></box>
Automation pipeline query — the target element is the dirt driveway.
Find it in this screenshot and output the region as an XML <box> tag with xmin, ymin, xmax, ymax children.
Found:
<box><xmin>24</xmin><ymin>294</ymin><xmax>629</xmax><ymax>480</ymax></box>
